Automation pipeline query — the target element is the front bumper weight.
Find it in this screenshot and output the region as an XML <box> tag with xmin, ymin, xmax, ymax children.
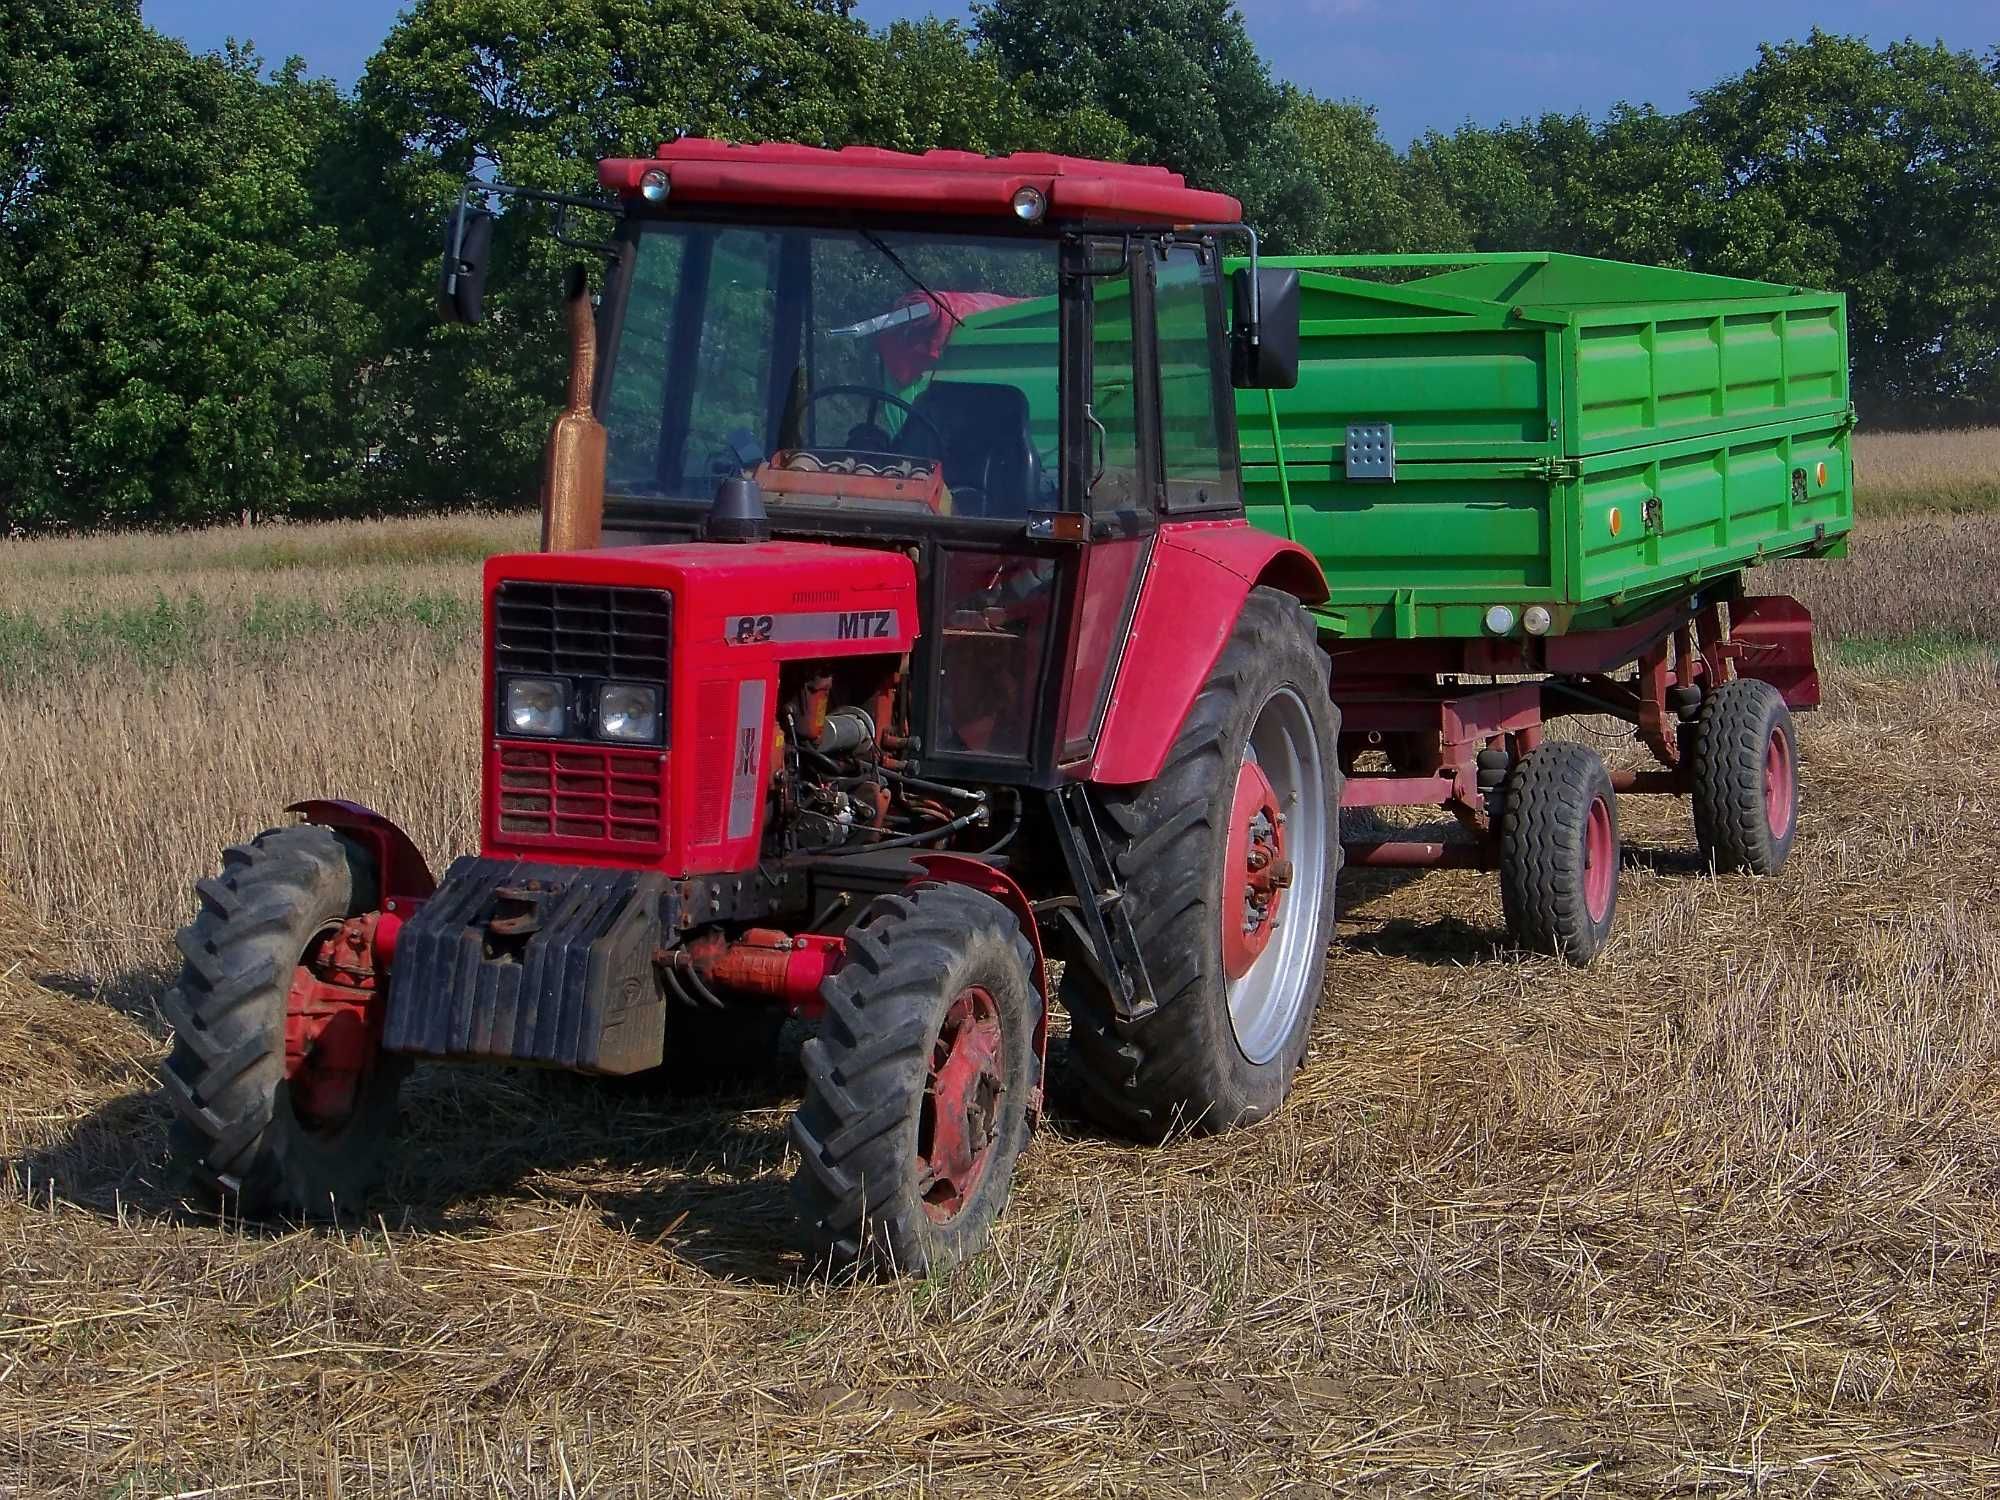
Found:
<box><xmin>385</xmin><ymin>856</ymin><xmax>669</xmax><ymax>1075</ymax></box>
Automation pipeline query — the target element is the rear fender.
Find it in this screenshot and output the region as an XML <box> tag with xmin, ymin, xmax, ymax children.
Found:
<box><xmin>907</xmin><ymin>852</ymin><xmax>1049</xmax><ymax>1114</ymax></box>
<box><xmin>286</xmin><ymin>800</ymin><xmax>437</xmax><ymax>905</ymax></box>
<box><xmin>1082</xmin><ymin>520</ymin><xmax>1328</xmax><ymax>786</ymax></box>
<box><xmin>1731</xmin><ymin>595</ymin><xmax>1820</xmax><ymax>710</ymax></box>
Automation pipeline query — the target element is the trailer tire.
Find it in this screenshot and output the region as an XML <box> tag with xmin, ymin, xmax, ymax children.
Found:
<box><xmin>1060</xmin><ymin>587</ymin><xmax>1341</xmax><ymax>1143</ymax></box>
<box><xmin>159</xmin><ymin>826</ymin><xmax>406</xmax><ymax>1220</ymax></box>
<box><xmin>790</xmin><ymin>883</ymin><xmax>1039</xmax><ymax>1275</ymax></box>
<box><xmin>1692</xmin><ymin>678</ymin><xmax>1798</xmax><ymax>875</ymax></box>
<box><xmin>1498</xmin><ymin>743</ymin><xmax>1619</xmax><ymax>965</ymax></box>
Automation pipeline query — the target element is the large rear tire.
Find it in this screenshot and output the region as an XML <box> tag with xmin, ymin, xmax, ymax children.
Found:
<box><xmin>1692</xmin><ymin>678</ymin><xmax>1798</xmax><ymax>875</ymax></box>
<box><xmin>160</xmin><ymin>825</ymin><xmax>406</xmax><ymax>1219</ymax></box>
<box><xmin>790</xmin><ymin>883</ymin><xmax>1040</xmax><ymax>1275</ymax></box>
<box><xmin>1060</xmin><ymin>586</ymin><xmax>1341</xmax><ymax>1142</ymax></box>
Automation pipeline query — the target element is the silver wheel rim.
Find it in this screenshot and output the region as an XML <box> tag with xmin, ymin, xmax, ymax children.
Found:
<box><xmin>1227</xmin><ymin>685</ymin><xmax>1329</xmax><ymax>1066</ymax></box>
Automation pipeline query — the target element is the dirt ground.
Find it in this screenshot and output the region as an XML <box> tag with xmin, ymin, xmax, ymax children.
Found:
<box><xmin>4</xmin><ymin>645</ymin><xmax>1997</xmax><ymax>1495</ymax></box>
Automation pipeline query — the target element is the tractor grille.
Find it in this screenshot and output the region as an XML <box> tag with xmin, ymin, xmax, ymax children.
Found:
<box><xmin>497</xmin><ymin>743</ymin><xmax>666</xmax><ymax>847</ymax></box>
<box><xmin>494</xmin><ymin>582</ymin><xmax>671</xmax><ymax>687</ymax></box>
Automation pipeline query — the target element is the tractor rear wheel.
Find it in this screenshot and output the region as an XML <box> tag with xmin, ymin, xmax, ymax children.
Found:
<box><xmin>1498</xmin><ymin>742</ymin><xmax>1619</xmax><ymax>965</ymax></box>
<box><xmin>1692</xmin><ymin>678</ymin><xmax>1799</xmax><ymax>875</ymax></box>
<box><xmin>1060</xmin><ymin>586</ymin><xmax>1341</xmax><ymax>1142</ymax></box>
<box><xmin>790</xmin><ymin>883</ymin><xmax>1040</xmax><ymax>1275</ymax></box>
<box><xmin>160</xmin><ymin>825</ymin><xmax>406</xmax><ymax>1219</ymax></box>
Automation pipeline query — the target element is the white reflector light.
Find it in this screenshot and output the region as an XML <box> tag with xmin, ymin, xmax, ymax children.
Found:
<box><xmin>1484</xmin><ymin>605</ymin><xmax>1517</xmax><ymax>636</ymax></box>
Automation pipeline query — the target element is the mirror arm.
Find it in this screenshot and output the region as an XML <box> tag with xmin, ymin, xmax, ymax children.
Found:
<box><xmin>455</xmin><ymin>177</ymin><xmax>626</xmax><ymax>263</ymax></box>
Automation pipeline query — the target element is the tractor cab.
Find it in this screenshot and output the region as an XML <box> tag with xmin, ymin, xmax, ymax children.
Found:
<box><xmin>453</xmin><ymin>139</ymin><xmax>1301</xmax><ymax>785</ymax></box>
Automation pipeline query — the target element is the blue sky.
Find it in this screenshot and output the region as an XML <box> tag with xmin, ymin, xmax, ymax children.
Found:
<box><xmin>144</xmin><ymin>0</ymin><xmax>1994</xmax><ymax>148</ymax></box>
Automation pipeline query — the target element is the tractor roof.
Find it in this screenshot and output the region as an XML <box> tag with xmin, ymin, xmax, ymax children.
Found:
<box><xmin>597</xmin><ymin>138</ymin><xmax>1242</xmax><ymax>227</ymax></box>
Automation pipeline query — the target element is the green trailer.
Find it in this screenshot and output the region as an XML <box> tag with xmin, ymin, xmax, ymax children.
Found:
<box><xmin>1232</xmin><ymin>251</ymin><xmax>1853</xmax><ymax>641</ymax></box>
<box><xmin>1209</xmin><ymin>250</ymin><xmax>1841</xmax><ymax>958</ymax></box>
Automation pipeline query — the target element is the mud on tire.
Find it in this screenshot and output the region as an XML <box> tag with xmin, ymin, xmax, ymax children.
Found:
<box><xmin>160</xmin><ymin>825</ymin><xmax>406</xmax><ymax>1219</ymax></box>
<box><xmin>790</xmin><ymin>882</ymin><xmax>1040</xmax><ymax>1275</ymax></box>
<box><xmin>1059</xmin><ymin>586</ymin><xmax>1341</xmax><ymax>1143</ymax></box>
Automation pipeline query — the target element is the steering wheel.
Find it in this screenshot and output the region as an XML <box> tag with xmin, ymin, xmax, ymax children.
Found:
<box><xmin>797</xmin><ymin>384</ymin><xmax>949</xmax><ymax>462</ymax></box>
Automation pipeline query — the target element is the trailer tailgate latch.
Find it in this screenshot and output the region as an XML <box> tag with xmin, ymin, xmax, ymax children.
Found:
<box><xmin>1344</xmin><ymin>422</ymin><xmax>1395</xmax><ymax>483</ymax></box>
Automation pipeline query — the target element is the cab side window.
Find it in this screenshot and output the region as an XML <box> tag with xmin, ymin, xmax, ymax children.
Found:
<box><xmin>1153</xmin><ymin>243</ymin><xmax>1235</xmax><ymax>511</ymax></box>
<box><xmin>1087</xmin><ymin>246</ymin><xmax>1145</xmax><ymax>516</ymax></box>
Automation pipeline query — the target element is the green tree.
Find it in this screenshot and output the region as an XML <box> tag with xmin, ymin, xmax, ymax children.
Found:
<box><xmin>0</xmin><ymin>1</ymin><xmax>374</xmax><ymax>530</ymax></box>
<box><xmin>1281</xmin><ymin>92</ymin><xmax>1456</xmax><ymax>254</ymax></box>
<box><xmin>1688</xmin><ymin>31</ymin><xmax>2000</xmax><ymax>419</ymax></box>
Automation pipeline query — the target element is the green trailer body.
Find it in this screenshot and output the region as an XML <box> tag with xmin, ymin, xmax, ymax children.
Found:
<box><xmin>1229</xmin><ymin>252</ymin><xmax>1853</xmax><ymax>640</ymax></box>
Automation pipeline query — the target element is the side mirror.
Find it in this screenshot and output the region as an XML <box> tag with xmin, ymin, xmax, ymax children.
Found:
<box><xmin>1230</xmin><ymin>266</ymin><xmax>1301</xmax><ymax>390</ymax></box>
<box><xmin>438</xmin><ymin>205</ymin><xmax>495</xmax><ymax>325</ymax></box>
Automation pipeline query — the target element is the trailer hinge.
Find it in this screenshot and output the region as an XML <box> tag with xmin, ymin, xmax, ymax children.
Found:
<box><xmin>1534</xmin><ymin>456</ymin><xmax>1583</xmax><ymax>483</ymax></box>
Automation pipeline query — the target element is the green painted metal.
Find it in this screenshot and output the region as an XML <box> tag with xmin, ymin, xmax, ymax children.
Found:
<box><xmin>1233</xmin><ymin>252</ymin><xmax>1854</xmax><ymax>640</ymax></box>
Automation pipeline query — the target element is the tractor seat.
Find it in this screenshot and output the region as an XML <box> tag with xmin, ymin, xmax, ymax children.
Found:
<box><xmin>904</xmin><ymin>382</ymin><xmax>1040</xmax><ymax>519</ymax></box>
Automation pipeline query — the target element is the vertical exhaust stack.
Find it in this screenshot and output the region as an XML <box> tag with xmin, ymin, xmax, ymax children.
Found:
<box><xmin>541</xmin><ymin>265</ymin><xmax>606</xmax><ymax>553</ymax></box>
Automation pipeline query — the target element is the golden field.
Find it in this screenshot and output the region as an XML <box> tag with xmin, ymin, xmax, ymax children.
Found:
<box><xmin>1</xmin><ymin>438</ymin><xmax>1998</xmax><ymax>1495</ymax></box>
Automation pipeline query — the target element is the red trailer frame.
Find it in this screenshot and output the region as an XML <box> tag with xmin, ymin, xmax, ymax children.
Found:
<box><xmin>1332</xmin><ymin>588</ymin><xmax>1819</xmax><ymax>873</ymax></box>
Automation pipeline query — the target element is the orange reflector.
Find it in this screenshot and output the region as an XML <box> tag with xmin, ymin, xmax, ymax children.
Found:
<box><xmin>1816</xmin><ymin>461</ymin><xmax>1828</xmax><ymax>487</ymax></box>
<box><xmin>1608</xmin><ymin>507</ymin><xmax>1623</xmax><ymax>537</ymax></box>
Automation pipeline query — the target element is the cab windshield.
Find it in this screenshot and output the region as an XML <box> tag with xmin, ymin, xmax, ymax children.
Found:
<box><xmin>602</xmin><ymin>223</ymin><xmax>1062</xmax><ymax>522</ymax></box>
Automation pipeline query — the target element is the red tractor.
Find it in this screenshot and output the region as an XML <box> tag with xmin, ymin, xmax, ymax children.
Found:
<box><xmin>161</xmin><ymin>142</ymin><xmax>1340</xmax><ymax>1272</ymax></box>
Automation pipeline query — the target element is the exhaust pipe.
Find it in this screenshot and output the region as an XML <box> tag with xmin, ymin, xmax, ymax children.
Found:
<box><xmin>540</xmin><ymin>265</ymin><xmax>606</xmax><ymax>552</ymax></box>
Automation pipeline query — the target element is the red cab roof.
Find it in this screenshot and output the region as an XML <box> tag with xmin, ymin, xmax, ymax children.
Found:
<box><xmin>598</xmin><ymin>138</ymin><xmax>1242</xmax><ymax>226</ymax></box>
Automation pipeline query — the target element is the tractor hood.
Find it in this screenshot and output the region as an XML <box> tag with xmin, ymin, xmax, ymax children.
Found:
<box><xmin>484</xmin><ymin>540</ymin><xmax>918</xmax><ymax>658</ymax></box>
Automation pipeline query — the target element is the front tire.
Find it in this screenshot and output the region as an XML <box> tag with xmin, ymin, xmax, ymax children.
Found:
<box><xmin>160</xmin><ymin>825</ymin><xmax>405</xmax><ymax>1219</ymax></box>
<box><xmin>1061</xmin><ymin>586</ymin><xmax>1341</xmax><ymax>1142</ymax></box>
<box><xmin>790</xmin><ymin>883</ymin><xmax>1040</xmax><ymax>1275</ymax></box>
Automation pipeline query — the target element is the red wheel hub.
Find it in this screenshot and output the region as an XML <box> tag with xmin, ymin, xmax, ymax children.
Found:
<box><xmin>1764</xmin><ymin>724</ymin><xmax>1795</xmax><ymax>839</ymax></box>
<box><xmin>1222</xmin><ymin>759</ymin><xmax>1290</xmax><ymax>980</ymax></box>
<box><xmin>284</xmin><ymin>911</ymin><xmax>396</xmax><ymax>1133</ymax></box>
<box><xmin>1583</xmin><ymin>795</ymin><xmax>1616</xmax><ymax>925</ymax></box>
<box><xmin>917</xmin><ymin>986</ymin><xmax>1006</xmax><ymax>1225</ymax></box>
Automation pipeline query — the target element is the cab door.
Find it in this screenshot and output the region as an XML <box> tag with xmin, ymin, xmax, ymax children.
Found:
<box><xmin>1057</xmin><ymin>236</ymin><xmax>1158</xmax><ymax>765</ymax></box>
<box><xmin>1059</xmin><ymin>236</ymin><xmax>1240</xmax><ymax>766</ymax></box>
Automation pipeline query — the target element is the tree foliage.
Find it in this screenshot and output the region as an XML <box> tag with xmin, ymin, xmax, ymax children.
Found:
<box><xmin>0</xmin><ymin>0</ymin><xmax>373</xmax><ymax>529</ymax></box>
<box><xmin>1</xmin><ymin>6</ymin><xmax>1997</xmax><ymax>530</ymax></box>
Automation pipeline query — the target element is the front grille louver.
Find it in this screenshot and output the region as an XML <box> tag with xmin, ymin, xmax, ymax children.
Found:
<box><xmin>498</xmin><ymin>743</ymin><xmax>665</xmax><ymax>847</ymax></box>
<box><xmin>494</xmin><ymin>582</ymin><xmax>671</xmax><ymax>686</ymax></box>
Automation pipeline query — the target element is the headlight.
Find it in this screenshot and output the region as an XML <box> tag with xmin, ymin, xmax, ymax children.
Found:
<box><xmin>504</xmin><ymin>676</ymin><xmax>567</xmax><ymax>737</ymax></box>
<box><xmin>597</xmin><ymin>682</ymin><xmax>661</xmax><ymax>743</ymax></box>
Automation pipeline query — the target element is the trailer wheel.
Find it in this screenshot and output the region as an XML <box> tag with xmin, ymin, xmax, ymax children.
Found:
<box><xmin>160</xmin><ymin>826</ymin><xmax>407</xmax><ymax>1219</ymax></box>
<box><xmin>1061</xmin><ymin>586</ymin><xmax>1341</xmax><ymax>1142</ymax></box>
<box><xmin>1499</xmin><ymin>743</ymin><xmax>1619</xmax><ymax>965</ymax></box>
<box><xmin>790</xmin><ymin>883</ymin><xmax>1039</xmax><ymax>1275</ymax></box>
<box><xmin>1692</xmin><ymin>678</ymin><xmax>1798</xmax><ymax>875</ymax></box>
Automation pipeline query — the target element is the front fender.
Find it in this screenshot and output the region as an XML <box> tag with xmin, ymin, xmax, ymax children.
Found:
<box><xmin>286</xmin><ymin>799</ymin><xmax>437</xmax><ymax>905</ymax></box>
<box><xmin>908</xmin><ymin>852</ymin><xmax>1049</xmax><ymax>1116</ymax></box>
<box><xmin>1080</xmin><ymin>520</ymin><xmax>1327</xmax><ymax>786</ymax></box>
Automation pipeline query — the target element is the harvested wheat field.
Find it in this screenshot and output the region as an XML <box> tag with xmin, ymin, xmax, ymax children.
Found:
<box><xmin>3</xmin><ymin>498</ymin><xmax>1999</xmax><ymax>1495</ymax></box>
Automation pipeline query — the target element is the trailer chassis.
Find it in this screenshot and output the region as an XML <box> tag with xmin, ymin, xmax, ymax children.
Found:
<box><xmin>1331</xmin><ymin>586</ymin><xmax>1819</xmax><ymax>886</ymax></box>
